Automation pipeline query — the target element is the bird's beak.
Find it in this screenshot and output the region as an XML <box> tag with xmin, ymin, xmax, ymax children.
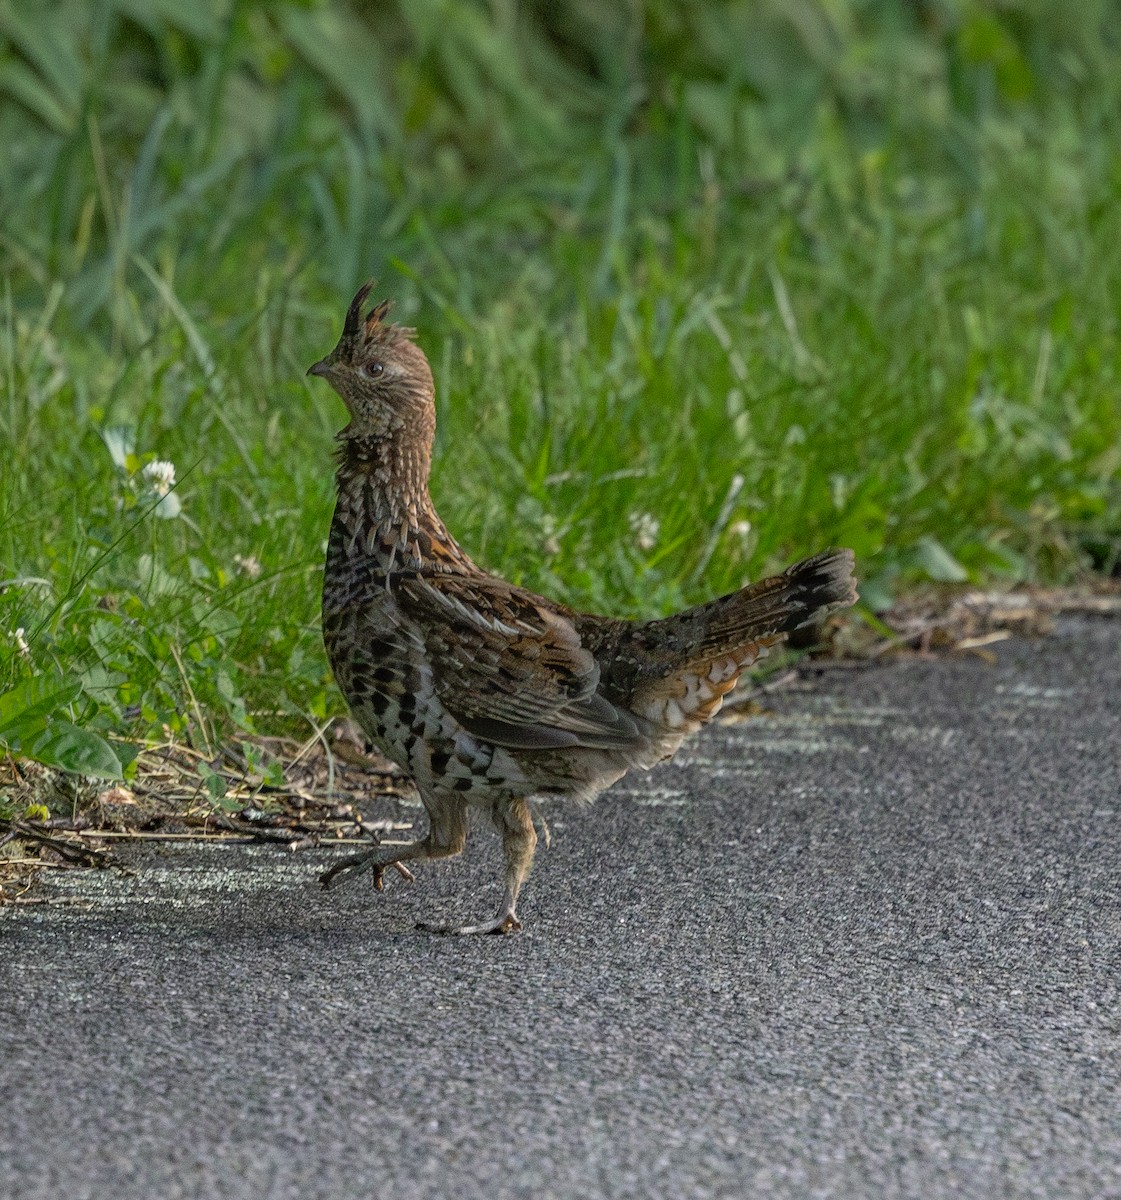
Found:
<box><xmin>307</xmin><ymin>359</ymin><xmax>331</xmax><ymax>378</ymax></box>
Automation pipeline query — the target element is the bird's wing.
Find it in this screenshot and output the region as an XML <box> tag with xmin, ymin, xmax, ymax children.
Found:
<box><xmin>395</xmin><ymin>573</ymin><xmax>648</xmax><ymax>751</ymax></box>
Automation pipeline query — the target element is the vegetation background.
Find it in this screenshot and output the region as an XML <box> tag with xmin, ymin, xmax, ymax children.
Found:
<box><xmin>1</xmin><ymin>0</ymin><xmax>1119</xmax><ymax>780</ymax></box>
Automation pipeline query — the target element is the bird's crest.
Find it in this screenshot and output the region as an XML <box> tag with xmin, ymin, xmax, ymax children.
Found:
<box><xmin>344</xmin><ymin>283</ymin><xmax>394</xmax><ymax>338</ymax></box>
<box><xmin>342</xmin><ymin>283</ymin><xmax>411</xmax><ymax>350</ymax></box>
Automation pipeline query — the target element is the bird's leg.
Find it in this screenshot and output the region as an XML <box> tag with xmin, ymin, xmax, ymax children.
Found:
<box><xmin>418</xmin><ymin>796</ymin><xmax>537</xmax><ymax>935</ymax></box>
<box><xmin>320</xmin><ymin>796</ymin><xmax>467</xmax><ymax>891</ymax></box>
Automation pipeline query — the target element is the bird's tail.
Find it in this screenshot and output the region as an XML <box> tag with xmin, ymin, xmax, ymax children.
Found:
<box><xmin>628</xmin><ymin>548</ymin><xmax>857</xmax><ymax>735</ymax></box>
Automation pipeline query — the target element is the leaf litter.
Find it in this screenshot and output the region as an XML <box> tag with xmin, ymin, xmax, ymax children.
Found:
<box><xmin>1</xmin><ymin>718</ymin><xmax>416</xmax><ymax>903</ymax></box>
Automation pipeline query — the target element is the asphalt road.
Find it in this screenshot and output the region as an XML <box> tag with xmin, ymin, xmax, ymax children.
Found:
<box><xmin>2</xmin><ymin>617</ymin><xmax>1120</xmax><ymax>1200</ymax></box>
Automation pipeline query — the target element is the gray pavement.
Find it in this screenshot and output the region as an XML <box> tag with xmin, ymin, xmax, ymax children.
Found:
<box><xmin>2</xmin><ymin>617</ymin><xmax>1120</xmax><ymax>1199</ymax></box>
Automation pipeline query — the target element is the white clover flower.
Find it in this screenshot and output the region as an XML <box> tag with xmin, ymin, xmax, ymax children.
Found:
<box><xmin>728</xmin><ymin>519</ymin><xmax>752</xmax><ymax>541</ymax></box>
<box><xmin>142</xmin><ymin>459</ymin><xmax>176</xmax><ymax>497</ymax></box>
<box><xmin>629</xmin><ymin>511</ymin><xmax>660</xmax><ymax>553</ymax></box>
<box><xmin>12</xmin><ymin>627</ymin><xmax>30</xmax><ymax>658</ymax></box>
<box><xmin>234</xmin><ymin>553</ymin><xmax>262</xmax><ymax>579</ymax></box>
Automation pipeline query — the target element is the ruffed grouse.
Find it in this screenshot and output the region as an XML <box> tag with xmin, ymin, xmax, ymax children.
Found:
<box><xmin>309</xmin><ymin>285</ymin><xmax>857</xmax><ymax>934</ymax></box>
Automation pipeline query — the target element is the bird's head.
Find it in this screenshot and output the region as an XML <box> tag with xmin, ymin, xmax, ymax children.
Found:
<box><xmin>307</xmin><ymin>283</ymin><xmax>434</xmax><ymax>440</ymax></box>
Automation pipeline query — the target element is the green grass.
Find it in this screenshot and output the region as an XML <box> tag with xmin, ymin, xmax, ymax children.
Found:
<box><xmin>1</xmin><ymin>0</ymin><xmax>1119</xmax><ymax>779</ymax></box>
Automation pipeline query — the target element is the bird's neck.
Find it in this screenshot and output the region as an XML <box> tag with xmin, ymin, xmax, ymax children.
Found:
<box><xmin>328</xmin><ymin>433</ymin><xmax>470</xmax><ymax>577</ymax></box>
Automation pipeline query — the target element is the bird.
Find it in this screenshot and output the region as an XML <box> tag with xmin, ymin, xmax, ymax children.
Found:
<box><xmin>308</xmin><ymin>284</ymin><xmax>858</xmax><ymax>934</ymax></box>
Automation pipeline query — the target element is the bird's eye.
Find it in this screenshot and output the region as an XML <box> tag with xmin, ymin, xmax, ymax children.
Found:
<box><xmin>361</xmin><ymin>362</ymin><xmax>384</xmax><ymax>378</ymax></box>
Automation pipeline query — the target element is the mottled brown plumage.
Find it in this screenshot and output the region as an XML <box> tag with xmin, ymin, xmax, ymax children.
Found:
<box><xmin>309</xmin><ymin>285</ymin><xmax>858</xmax><ymax>933</ymax></box>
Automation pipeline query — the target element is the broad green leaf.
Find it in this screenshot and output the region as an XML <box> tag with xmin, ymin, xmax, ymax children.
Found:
<box><xmin>200</xmin><ymin>766</ymin><xmax>227</xmax><ymax>801</ymax></box>
<box><xmin>29</xmin><ymin>720</ymin><xmax>123</xmax><ymax>780</ymax></box>
<box><xmin>0</xmin><ymin>676</ymin><xmax>82</xmax><ymax>739</ymax></box>
<box><xmin>112</xmin><ymin>741</ymin><xmax>141</xmax><ymax>772</ymax></box>
<box><xmin>137</xmin><ymin>552</ymin><xmax>180</xmax><ymax>597</ymax></box>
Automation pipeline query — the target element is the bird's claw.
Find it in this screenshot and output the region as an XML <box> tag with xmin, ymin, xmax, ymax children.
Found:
<box><xmin>372</xmin><ymin>861</ymin><xmax>415</xmax><ymax>891</ymax></box>
<box><xmin>416</xmin><ymin>910</ymin><xmax>522</xmax><ymax>936</ymax></box>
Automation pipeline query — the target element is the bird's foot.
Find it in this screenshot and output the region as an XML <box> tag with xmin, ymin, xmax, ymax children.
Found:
<box><xmin>416</xmin><ymin>909</ymin><xmax>522</xmax><ymax>936</ymax></box>
<box><xmin>319</xmin><ymin>850</ymin><xmax>415</xmax><ymax>891</ymax></box>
